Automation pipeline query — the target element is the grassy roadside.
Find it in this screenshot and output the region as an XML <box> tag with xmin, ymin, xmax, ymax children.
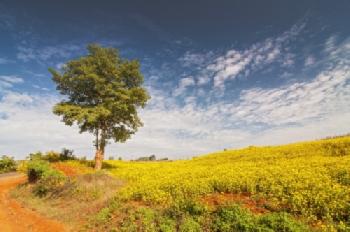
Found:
<box><xmin>11</xmin><ymin>161</ymin><xmax>122</xmax><ymax>231</ymax></box>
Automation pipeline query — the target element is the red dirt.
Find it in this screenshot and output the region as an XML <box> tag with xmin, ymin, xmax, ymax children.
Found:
<box><xmin>201</xmin><ymin>192</ymin><xmax>269</xmax><ymax>214</ymax></box>
<box><xmin>52</xmin><ymin>163</ymin><xmax>79</xmax><ymax>176</ymax></box>
<box><xmin>0</xmin><ymin>174</ymin><xmax>67</xmax><ymax>232</ymax></box>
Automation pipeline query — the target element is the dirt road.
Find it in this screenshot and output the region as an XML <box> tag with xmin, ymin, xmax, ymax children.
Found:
<box><xmin>0</xmin><ymin>172</ymin><xmax>66</xmax><ymax>232</ymax></box>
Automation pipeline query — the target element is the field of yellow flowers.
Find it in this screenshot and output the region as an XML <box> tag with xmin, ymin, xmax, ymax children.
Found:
<box><xmin>107</xmin><ymin>136</ymin><xmax>350</xmax><ymax>229</ymax></box>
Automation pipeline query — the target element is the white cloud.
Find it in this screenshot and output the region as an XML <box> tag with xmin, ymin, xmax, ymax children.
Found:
<box><xmin>0</xmin><ymin>75</ymin><xmax>24</xmax><ymax>84</ymax></box>
<box><xmin>173</xmin><ymin>77</ymin><xmax>195</xmax><ymax>96</ymax></box>
<box><xmin>305</xmin><ymin>56</ymin><xmax>315</xmax><ymax>66</ymax></box>
<box><xmin>232</xmin><ymin>63</ymin><xmax>349</xmax><ymax>125</ymax></box>
<box><xmin>17</xmin><ymin>44</ymin><xmax>81</xmax><ymax>62</ymax></box>
<box><xmin>55</xmin><ymin>62</ymin><xmax>66</xmax><ymax>69</ymax></box>
<box><xmin>206</xmin><ymin>22</ymin><xmax>305</xmax><ymax>89</ymax></box>
<box><xmin>178</xmin><ymin>51</ymin><xmax>214</xmax><ymax>67</ymax></box>
<box><xmin>0</xmin><ymin>92</ymin><xmax>93</xmax><ymax>159</ymax></box>
<box><xmin>197</xmin><ymin>76</ymin><xmax>210</xmax><ymax>85</ymax></box>
<box><xmin>0</xmin><ymin>75</ymin><xmax>24</xmax><ymax>90</ymax></box>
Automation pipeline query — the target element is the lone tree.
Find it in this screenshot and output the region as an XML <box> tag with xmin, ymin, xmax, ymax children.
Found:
<box><xmin>50</xmin><ymin>44</ymin><xmax>150</xmax><ymax>170</ymax></box>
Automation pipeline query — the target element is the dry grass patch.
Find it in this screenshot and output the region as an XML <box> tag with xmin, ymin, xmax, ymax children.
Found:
<box><xmin>11</xmin><ymin>172</ymin><xmax>123</xmax><ymax>231</ymax></box>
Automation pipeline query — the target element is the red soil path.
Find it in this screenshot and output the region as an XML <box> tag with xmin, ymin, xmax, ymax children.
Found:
<box><xmin>0</xmin><ymin>173</ymin><xmax>67</xmax><ymax>232</ymax></box>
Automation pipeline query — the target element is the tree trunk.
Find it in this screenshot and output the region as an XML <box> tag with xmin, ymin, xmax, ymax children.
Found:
<box><xmin>94</xmin><ymin>128</ymin><xmax>106</xmax><ymax>170</ymax></box>
<box><xmin>94</xmin><ymin>148</ymin><xmax>104</xmax><ymax>170</ymax></box>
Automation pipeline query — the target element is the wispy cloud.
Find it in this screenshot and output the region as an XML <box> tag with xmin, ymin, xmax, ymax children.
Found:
<box><xmin>178</xmin><ymin>51</ymin><xmax>214</xmax><ymax>67</ymax></box>
<box><xmin>16</xmin><ymin>44</ymin><xmax>81</xmax><ymax>63</ymax></box>
<box><xmin>0</xmin><ymin>57</ymin><xmax>12</xmax><ymax>64</ymax></box>
<box><xmin>0</xmin><ymin>75</ymin><xmax>23</xmax><ymax>84</ymax></box>
<box><xmin>304</xmin><ymin>55</ymin><xmax>315</xmax><ymax>66</ymax></box>
<box><xmin>0</xmin><ymin>75</ymin><xmax>24</xmax><ymax>90</ymax></box>
<box><xmin>173</xmin><ymin>76</ymin><xmax>195</xmax><ymax>96</ymax></box>
<box><xmin>205</xmin><ymin>22</ymin><xmax>305</xmax><ymax>89</ymax></box>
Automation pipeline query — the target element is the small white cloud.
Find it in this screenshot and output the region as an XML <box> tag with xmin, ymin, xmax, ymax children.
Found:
<box><xmin>0</xmin><ymin>75</ymin><xmax>24</xmax><ymax>91</ymax></box>
<box><xmin>0</xmin><ymin>75</ymin><xmax>24</xmax><ymax>84</ymax></box>
<box><xmin>17</xmin><ymin>44</ymin><xmax>81</xmax><ymax>63</ymax></box>
<box><xmin>56</xmin><ymin>62</ymin><xmax>66</xmax><ymax>69</ymax></box>
<box><xmin>179</xmin><ymin>51</ymin><xmax>213</xmax><ymax>67</ymax></box>
<box><xmin>197</xmin><ymin>76</ymin><xmax>210</xmax><ymax>85</ymax></box>
<box><xmin>305</xmin><ymin>56</ymin><xmax>315</xmax><ymax>66</ymax></box>
<box><xmin>173</xmin><ymin>77</ymin><xmax>195</xmax><ymax>96</ymax></box>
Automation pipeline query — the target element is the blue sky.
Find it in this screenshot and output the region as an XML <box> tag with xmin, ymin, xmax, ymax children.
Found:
<box><xmin>0</xmin><ymin>0</ymin><xmax>349</xmax><ymax>159</ymax></box>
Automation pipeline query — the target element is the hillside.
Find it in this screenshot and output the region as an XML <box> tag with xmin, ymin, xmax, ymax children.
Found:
<box><xmin>11</xmin><ymin>136</ymin><xmax>350</xmax><ymax>231</ymax></box>
<box><xmin>105</xmin><ymin>136</ymin><xmax>350</xmax><ymax>230</ymax></box>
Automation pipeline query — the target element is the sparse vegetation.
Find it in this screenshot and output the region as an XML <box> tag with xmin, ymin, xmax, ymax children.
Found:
<box><xmin>28</xmin><ymin>148</ymin><xmax>77</xmax><ymax>162</ymax></box>
<box><xmin>12</xmin><ymin>162</ymin><xmax>122</xmax><ymax>230</ymax></box>
<box><xmin>0</xmin><ymin>155</ymin><xmax>17</xmax><ymax>173</ymax></box>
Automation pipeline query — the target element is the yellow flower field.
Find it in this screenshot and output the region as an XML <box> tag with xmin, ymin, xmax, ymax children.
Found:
<box><xmin>107</xmin><ymin>136</ymin><xmax>350</xmax><ymax>228</ymax></box>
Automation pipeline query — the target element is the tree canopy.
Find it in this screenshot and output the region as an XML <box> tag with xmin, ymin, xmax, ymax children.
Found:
<box><xmin>50</xmin><ymin>44</ymin><xmax>150</xmax><ymax>169</ymax></box>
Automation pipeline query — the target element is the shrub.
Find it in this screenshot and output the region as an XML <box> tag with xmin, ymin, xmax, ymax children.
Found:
<box><xmin>28</xmin><ymin>151</ymin><xmax>44</xmax><ymax>161</ymax></box>
<box><xmin>33</xmin><ymin>170</ymin><xmax>66</xmax><ymax>197</ymax></box>
<box><xmin>179</xmin><ymin>217</ymin><xmax>201</xmax><ymax>232</ymax></box>
<box><xmin>212</xmin><ymin>204</ymin><xmax>310</xmax><ymax>232</ymax></box>
<box><xmin>159</xmin><ymin>217</ymin><xmax>176</xmax><ymax>232</ymax></box>
<box><xmin>27</xmin><ymin>160</ymin><xmax>52</xmax><ymax>182</ymax></box>
<box><xmin>259</xmin><ymin>212</ymin><xmax>309</xmax><ymax>232</ymax></box>
<box><xmin>0</xmin><ymin>155</ymin><xmax>16</xmax><ymax>173</ymax></box>
<box><xmin>212</xmin><ymin>204</ymin><xmax>256</xmax><ymax>232</ymax></box>
<box><xmin>26</xmin><ymin>160</ymin><xmax>65</xmax><ymax>197</ymax></box>
<box><xmin>43</xmin><ymin>151</ymin><xmax>61</xmax><ymax>162</ymax></box>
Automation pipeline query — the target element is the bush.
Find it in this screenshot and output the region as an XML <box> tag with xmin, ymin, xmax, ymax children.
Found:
<box><xmin>212</xmin><ymin>204</ymin><xmax>256</xmax><ymax>232</ymax></box>
<box><xmin>28</xmin><ymin>148</ymin><xmax>77</xmax><ymax>163</ymax></box>
<box><xmin>212</xmin><ymin>204</ymin><xmax>309</xmax><ymax>232</ymax></box>
<box><xmin>26</xmin><ymin>160</ymin><xmax>65</xmax><ymax>197</ymax></box>
<box><xmin>179</xmin><ymin>217</ymin><xmax>201</xmax><ymax>232</ymax></box>
<box><xmin>259</xmin><ymin>213</ymin><xmax>309</xmax><ymax>232</ymax></box>
<box><xmin>33</xmin><ymin>171</ymin><xmax>66</xmax><ymax>197</ymax></box>
<box><xmin>28</xmin><ymin>151</ymin><xmax>44</xmax><ymax>161</ymax></box>
<box><xmin>0</xmin><ymin>155</ymin><xmax>17</xmax><ymax>173</ymax></box>
<box><xmin>27</xmin><ymin>160</ymin><xmax>52</xmax><ymax>182</ymax></box>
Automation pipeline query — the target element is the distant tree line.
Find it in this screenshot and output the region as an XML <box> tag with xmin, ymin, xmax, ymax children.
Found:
<box><xmin>28</xmin><ymin>148</ymin><xmax>78</xmax><ymax>162</ymax></box>
<box><xmin>133</xmin><ymin>155</ymin><xmax>169</xmax><ymax>162</ymax></box>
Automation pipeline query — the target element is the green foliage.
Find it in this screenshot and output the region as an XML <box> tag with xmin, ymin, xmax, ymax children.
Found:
<box><xmin>212</xmin><ymin>204</ymin><xmax>257</xmax><ymax>232</ymax></box>
<box><xmin>119</xmin><ymin>207</ymin><xmax>158</xmax><ymax>232</ymax></box>
<box><xmin>179</xmin><ymin>216</ymin><xmax>201</xmax><ymax>232</ymax></box>
<box><xmin>49</xmin><ymin>43</ymin><xmax>150</xmax><ymax>168</ymax></box>
<box><xmin>33</xmin><ymin>172</ymin><xmax>66</xmax><ymax>197</ymax></box>
<box><xmin>259</xmin><ymin>213</ymin><xmax>309</xmax><ymax>232</ymax></box>
<box><xmin>28</xmin><ymin>149</ymin><xmax>77</xmax><ymax>163</ymax></box>
<box><xmin>28</xmin><ymin>151</ymin><xmax>44</xmax><ymax>161</ymax></box>
<box><xmin>0</xmin><ymin>155</ymin><xmax>16</xmax><ymax>173</ymax></box>
<box><xmin>26</xmin><ymin>160</ymin><xmax>66</xmax><ymax>197</ymax></box>
<box><xmin>212</xmin><ymin>204</ymin><xmax>309</xmax><ymax>232</ymax></box>
<box><xmin>158</xmin><ymin>217</ymin><xmax>176</xmax><ymax>232</ymax></box>
<box><xmin>27</xmin><ymin>160</ymin><xmax>50</xmax><ymax>182</ymax></box>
